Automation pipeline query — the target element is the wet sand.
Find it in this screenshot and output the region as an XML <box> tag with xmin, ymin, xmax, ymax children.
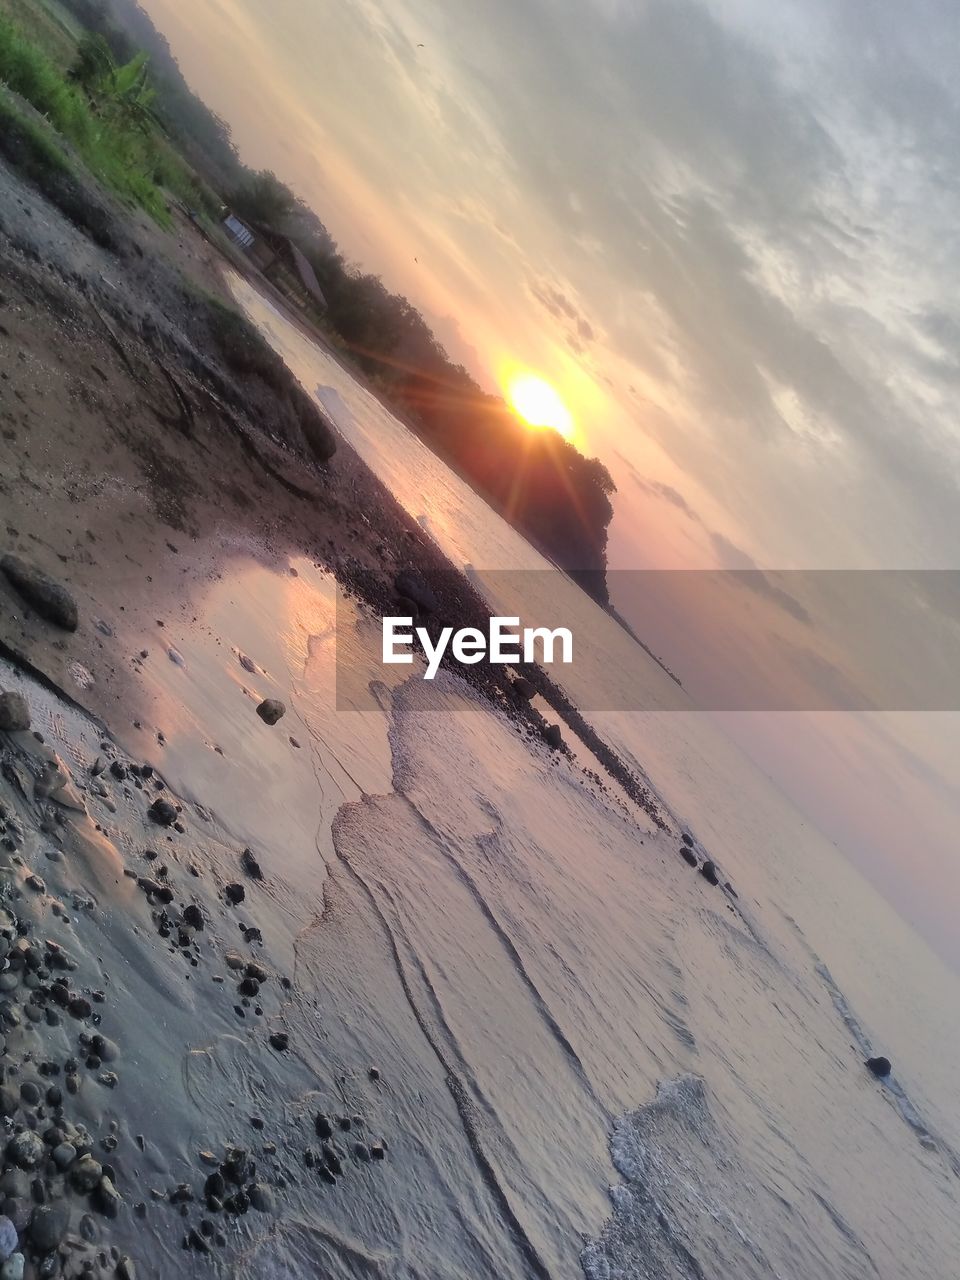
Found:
<box><xmin>0</xmin><ymin>149</ymin><xmax>675</xmax><ymax>1278</ymax></box>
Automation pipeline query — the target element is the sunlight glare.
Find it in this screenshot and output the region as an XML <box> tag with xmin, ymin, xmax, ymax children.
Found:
<box><xmin>507</xmin><ymin>374</ymin><xmax>575</xmax><ymax>440</ymax></box>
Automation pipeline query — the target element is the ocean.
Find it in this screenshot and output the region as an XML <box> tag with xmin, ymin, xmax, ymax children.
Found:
<box><xmin>122</xmin><ymin>273</ymin><xmax>960</xmax><ymax>1277</ymax></box>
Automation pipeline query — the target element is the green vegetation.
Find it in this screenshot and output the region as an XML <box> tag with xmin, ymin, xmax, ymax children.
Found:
<box><xmin>0</xmin><ymin>13</ymin><xmax>220</xmax><ymax>225</ymax></box>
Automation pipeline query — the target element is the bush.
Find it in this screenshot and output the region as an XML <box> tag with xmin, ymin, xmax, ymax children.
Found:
<box><xmin>0</xmin><ymin>16</ymin><xmax>170</xmax><ymax>224</ymax></box>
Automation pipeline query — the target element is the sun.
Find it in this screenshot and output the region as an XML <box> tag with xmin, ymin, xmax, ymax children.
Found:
<box><xmin>507</xmin><ymin>374</ymin><xmax>574</xmax><ymax>441</ymax></box>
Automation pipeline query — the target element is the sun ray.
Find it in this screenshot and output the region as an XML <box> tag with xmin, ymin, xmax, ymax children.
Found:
<box><xmin>507</xmin><ymin>374</ymin><xmax>575</xmax><ymax>441</ymax></box>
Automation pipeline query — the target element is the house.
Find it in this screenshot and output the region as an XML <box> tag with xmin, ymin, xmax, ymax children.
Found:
<box><xmin>220</xmin><ymin>213</ymin><xmax>328</xmax><ymax>315</ymax></box>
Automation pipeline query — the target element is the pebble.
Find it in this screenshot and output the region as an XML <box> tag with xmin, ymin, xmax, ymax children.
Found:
<box><xmin>0</xmin><ymin>1217</ymin><xmax>15</xmax><ymax>1262</ymax></box>
<box><xmin>224</xmin><ymin>883</ymin><xmax>245</xmax><ymax>906</ymax></box>
<box><xmin>147</xmin><ymin>799</ymin><xmax>178</xmax><ymax>827</ymax></box>
<box><xmin>240</xmin><ymin>848</ymin><xmax>262</xmax><ymax>880</ymax></box>
<box><xmin>268</xmin><ymin>1032</ymin><xmax>288</xmax><ymax>1052</ymax></box>
<box><xmin>0</xmin><ymin>694</ymin><xmax>30</xmax><ymax>734</ymax></box>
<box><xmin>95</xmin><ymin>1176</ymin><xmax>122</xmax><ymax>1218</ymax></box>
<box><xmin>6</xmin><ymin>1132</ymin><xmax>44</xmax><ymax>1170</ymax></box>
<box><xmin>247</xmin><ymin>1183</ymin><xmax>275</xmax><ymax>1213</ymax></box>
<box><xmin>0</xmin><ymin>1254</ymin><xmax>24</xmax><ymax>1280</ymax></box>
<box><xmin>256</xmin><ymin>699</ymin><xmax>286</xmax><ymax>726</ymax></box>
<box><xmin>52</xmin><ymin>1143</ymin><xmax>76</xmax><ymax>1170</ymax></box>
<box><xmin>28</xmin><ymin>1203</ymin><xmax>68</xmax><ymax>1252</ymax></box>
<box><xmin>71</xmin><ymin>1155</ymin><xmax>103</xmax><ymax>1193</ymax></box>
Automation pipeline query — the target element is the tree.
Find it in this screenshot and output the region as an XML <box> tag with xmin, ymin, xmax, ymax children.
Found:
<box><xmin>229</xmin><ymin>170</ymin><xmax>297</xmax><ymax>229</ymax></box>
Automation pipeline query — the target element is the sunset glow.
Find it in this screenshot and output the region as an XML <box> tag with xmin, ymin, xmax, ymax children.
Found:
<box><xmin>507</xmin><ymin>374</ymin><xmax>575</xmax><ymax>440</ymax></box>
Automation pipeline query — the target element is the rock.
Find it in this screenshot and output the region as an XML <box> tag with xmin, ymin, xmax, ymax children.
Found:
<box><xmin>511</xmin><ymin>676</ymin><xmax>535</xmax><ymax>701</ymax></box>
<box><xmin>51</xmin><ymin>1143</ymin><xmax>77</xmax><ymax>1171</ymax></box>
<box><xmin>681</xmin><ymin>832</ymin><xmax>694</xmax><ymax>847</ymax></box>
<box><xmin>240</xmin><ymin>848</ymin><xmax>263</xmax><ymax>880</ymax></box>
<box><xmin>0</xmin><ymin>1217</ymin><xmax>16</xmax><ymax>1262</ymax></box>
<box><xmin>542</xmin><ymin>723</ymin><xmax>563</xmax><ymax>750</ymax></box>
<box><xmin>247</xmin><ymin>1183</ymin><xmax>275</xmax><ymax>1213</ymax></box>
<box><xmin>147</xmin><ymin>798</ymin><xmax>177</xmax><ymax>827</ymax></box>
<box><xmin>268</xmin><ymin>1032</ymin><xmax>288</xmax><ymax>1052</ymax></box>
<box><xmin>256</xmin><ymin>699</ymin><xmax>285</xmax><ymax>726</ymax></box>
<box><xmin>1</xmin><ymin>556</ymin><xmax>78</xmax><ymax>631</ymax></box>
<box><xmin>182</xmin><ymin>904</ymin><xmax>204</xmax><ymax>931</ymax></box>
<box><xmin>0</xmin><ymin>1254</ymin><xmax>23</xmax><ymax>1280</ymax></box>
<box><xmin>0</xmin><ymin>694</ymin><xmax>29</xmax><ymax>734</ymax></box>
<box><xmin>301</xmin><ymin>408</ymin><xmax>337</xmax><ymax>464</ymax></box>
<box><xmin>94</xmin><ymin>1176</ymin><xmax>121</xmax><ymax>1218</ymax></box>
<box><xmin>116</xmin><ymin>1257</ymin><xmax>136</xmax><ymax>1280</ymax></box>
<box><xmin>6</xmin><ymin>1132</ymin><xmax>44</xmax><ymax>1170</ymax></box>
<box><xmin>70</xmin><ymin>1155</ymin><xmax>103</xmax><ymax>1193</ymax></box>
<box><xmin>394</xmin><ymin>570</ymin><xmax>438</xmax><ymax>614</ymax></box>
<box><xmin>699</xmin><ymin>860</ymin><xmax>720</xmax><ymax>886</ymax></box>
<box><xmin>238</xmin><ymin>977</ymin><xmax>259</xmax><ymax>998</ymax></box>
<box><xmin>679</xmin><ymin>846</ymin><xmax>698</xmax><ymax>868</ymax></box>
<box><xmin>368</xmin><ymin>1066</ymin><xmax>381</xmax><ymax>1082</ymax></box>
<box><xmin>370</xmin><ymin>1143</ymin><xmax>386</xmax><ymax>1160</ymax></box>
<box><xmin>239</xmin><ymin>654</ymin><xmax>256</xmax><ymax>673</ymax></box>
<box><xmin>224</xmin><ymin>883</ymin><xmax>245</xmax><ymax>906</ymax></box>
<box><xmin>224</xmin><ymin>951</ymin><xmax>245</xmax><ymax>971</ymax></box>
<box><xmin>353</xmin><ymin>1142</ymin><xmax>370</xmax><ymax>1162</ymax></box>
<box><xmin>866</xmin><ymin>1056</ymin><xmax>892</xmax><ymax>1078</ymax></box>
<box><xmin>28</xmin><ymin>1203</ymin><xmax>68</xmax><ymax>1253</ymax></box>
<box><xmin>314</xmin><ymin>1114</ymin><xmax>332</xmax><ymax>1141</ymax></box>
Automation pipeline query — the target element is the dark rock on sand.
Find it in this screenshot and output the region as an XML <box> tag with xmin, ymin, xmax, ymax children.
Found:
<box><xmin>247</xmin><ymin>1183</ymin><xmax>275</xmax><ymax>1213</ymax></box>
<box><xmin>866</xmin><ymin>1056</ymin><xmax>892</xmax><ymax>1078</ymax></box>
<box><xmin>1</xmin><ymin>555</ymin><xmax>78</xmax><ymax>631</ymax></box>
<box><xmin>314</xmin><ymin>1114</ymin><xmax>333</xmax><ymax>1141</ymax></box>
<box><xmin>147</xmin><ymin>798</ymin><xmax>177</xmax><ymax>827</ymax></box>
<box><xmin>511</xmin><ymin>676</ymin><xmax>535</xmax><ymax>701</ymax></box>
<box><xmin>301</xmin><ymin>408</ymin><xmax>337</xmax><ymax>465</ymax></box>
<box><xmin>269</xmin><ymin>1032</ymin><xmax>289</xmax><ymax>1052</ymax></box>
<box><xmin>224</xmin><ymin>883</ymin><xmax>245</xmax><ymax>906</ymax></box>
<box><xmin>182</xmin><ymin>904</ymin><xmax>204</xmax><ymax>931</ymax></box>
<box><xmin>6</xmin><ymin>1132</ymin><xmax>44</xmax><ymax>1170</ymax></box>
<box><xmin>70</xmin><ymin>1155</ymin><xmax>103</xmax><ymax>1193</ymax></box>
<box><xmin>681</xmin><ymin>832</ymin><xmax>694</xmax><ymax>847</ymax></box>
<box><xmin>0</xmin><ymin>693</ymin><xmax>30</xmax><ymax>733</ymax></box>
<box><xmin>679</xmin><ymin>846</ymin><xmax>698</xmax><ymax>868</ymax></box>
<box><xmin>94</xmin><ymin>1176</ymin><xmax>121</xmax><ymax>1218</ymax></box>
<box><xmin>256</xmin><ymin>699</ymin><xmax>285</xmax><ymax>726</ymax></box>
<box><xmin>240</xmin><ymin>848</ymin><xmax>263</xmax><ymax>880</ymax></box>
<box><xmin>28</xmin><ymin>1203</ymin><xmax>68</xmax><ymax>1253</ymax></box>
<box><xmin>394</xmin><ymin>570</ymin><xmax>439</xmax><ymax>614</ymax></box>
<box><xmin>699</xmin><ymin>860</ymin><xmax>720</xmax><ymax>886</ymax></box>
<box><xmin>542</xmin><ymin>723</ymin><xmax>564</xmax><ymax>750</ymax></box>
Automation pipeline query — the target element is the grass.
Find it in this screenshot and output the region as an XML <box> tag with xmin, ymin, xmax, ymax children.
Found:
<box><xmin>0</xmin><ymin>15</ymin><xmax>218</xmax><ymax>228</ymax></box>
<box><xmin>0</xmin><ymin>93</ymin><xmax>119</xmax><ymax>246</ymax></box>
<box><xmin>0</xmin><ymin>0</ymin><xmax>75</xmax><ymax>68</ymax></box>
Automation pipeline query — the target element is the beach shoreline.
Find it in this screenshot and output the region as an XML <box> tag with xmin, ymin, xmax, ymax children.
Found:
<box><xmin>0</xmin><ymin>147</ymin><xmax>671</xmax><ymax>1277</ymax></box>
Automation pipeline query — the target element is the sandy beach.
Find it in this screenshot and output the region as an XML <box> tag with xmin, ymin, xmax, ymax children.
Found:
<box><xmin>0</xmin><ymin>137</ymin><xmax>675</xmax><ymax>1277</ymax></box>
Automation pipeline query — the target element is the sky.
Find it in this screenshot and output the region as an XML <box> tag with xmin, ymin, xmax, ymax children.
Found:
<box><xmin>139</xmin><ymin>0</ymin><xmax>960</xmax><ymax>966</ymax></box>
